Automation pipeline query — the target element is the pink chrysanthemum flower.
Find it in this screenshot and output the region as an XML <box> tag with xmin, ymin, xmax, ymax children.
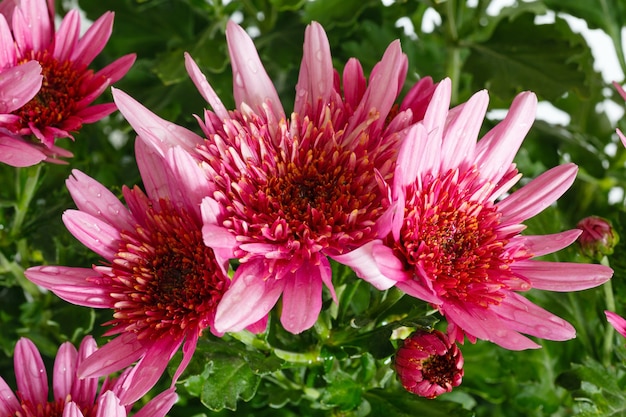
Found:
<box><xmin>0</xmin><ymin>0</ymin><xmax>135</xmax><ymax>160</ymax></box>
<box><xmin>0</xmin><ymin>337</ymin><xmax>176</xmax><ymax>417</ymax></box>
<box><xmin>25</xmin><ymin>140</ymin><xmax>230</xmax><ymax>404</ymax></box>
<box><xmin>110</xmin><ymin>20</ymin><xmax>437</xmax><ymax>334</ymax></box>
<box><xmin>338</xmin><ymin>78</ymin><xmax>614</xmax><ymax>350</ymax></box>
<box><xmin>394</xmin><ymin>329</ymin><xmax>463</xmax><ymax>399</ymax></box>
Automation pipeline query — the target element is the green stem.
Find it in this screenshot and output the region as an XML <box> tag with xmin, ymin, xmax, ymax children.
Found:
<box><xmin>601</xmin><ymin>256</ymin><xmax>615</xmax><ymax>366</ymax></box>
<box><xmin>11</xmin><ymin>164</ymin><xmax>42</xmax><ymax>238</ymax></box>
<box><xmin>0</xmin><ymin>250</ymin><xmax>40</xmax><ymax>300</ymax></box>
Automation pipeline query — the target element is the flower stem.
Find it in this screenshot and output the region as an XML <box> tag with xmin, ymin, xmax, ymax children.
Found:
<box><xmin>11</xmin><ymin>164</ymin><xmax>42</xmax><ymax>238</ymax></box>
<box><xmin>601</xmin><ymin>256</ymin><xmax>615</xmax><ymax>366</ymax></box>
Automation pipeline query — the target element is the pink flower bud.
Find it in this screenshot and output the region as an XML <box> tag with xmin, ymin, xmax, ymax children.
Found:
<box><xmin>577</xmin><ymin>216</ymin><xmax>619</xmax><ymax>260</ymax></box>
<box><xmin>394</xmin><ymin>330</ymin><xmax>464</xmax><ymax>398</ymax></box>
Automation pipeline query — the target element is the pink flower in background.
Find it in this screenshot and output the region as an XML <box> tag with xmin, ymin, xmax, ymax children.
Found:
<box><xmin>111</xmin><ymin>20</ymin><xmax>437</xmax><ymax>334</ymax></box>
<box><xmin>25</xmin><ymin>140</ymin><xmax>230</xmax><ymax>404</ymax></box>
<box><xmin>0</xmin><ymin>337</ymin><xmax>176</xmax><ymax>417</ymax></box>
<box><xmin>0</xmin><ymin>0</ymin><xmax>135</xmax><ymax>160</ymax></box>
<box><xmin>338</xmin><ymin>78</ymin><xmax>614</xmax><ymax>350</ymax></box>
<box><xmin>394</xmin><ymin>330</ymin><xmax>464</xmax><ymax>398</ymax></box>
<box><xmin>614</xmin><ymin>81</ymin><xmax>626</xmax><ymax>146</ymax></box>
<box><xmin>605</xmin><ymin>310</ymin><xmax>626</xmax><ymax>339</ymax></box>
<box><xmin>576</xmin><ymin>216</ymin><xmax>619</xmax><ymax>260</ymax></box>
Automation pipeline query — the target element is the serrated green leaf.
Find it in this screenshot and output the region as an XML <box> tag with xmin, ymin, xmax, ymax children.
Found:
<box><xmin>465</xmin><ymin>12</ymin><xmax>599</xmax><ymax>101</ymax></box>
<box><xmin>320</xmin><ymin>370</ymin><xmax>363</xmax><ymax>410</ymax></box>
<box><xmin>199</xmin><ymin>354</ymin><xmax>260</xmax><ymax>411</ymax></box>
<box><xmin>571</xmin><ymin>357</ymin><xmax>626</xmax><ymax>416</ymax></box>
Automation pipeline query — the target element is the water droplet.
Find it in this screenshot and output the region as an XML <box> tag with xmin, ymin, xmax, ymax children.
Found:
<box><xmin>247</xmin><ymin>59</ymin><xmax>258</xmax><ymax>74</ymax></box>
<box><xmin>96</xmin><ymin>193</ymin><xmax>102</xmax><ymax>198</ymax></box>
<box><xmin>315</xmin><ymin>49</ymin><xmax>324</xmax><ymax>62</ymax></box>
<box><xmin>234</xmin><ymin>72</ymin><xmax>244</xmax><ymax>88</ymax></box>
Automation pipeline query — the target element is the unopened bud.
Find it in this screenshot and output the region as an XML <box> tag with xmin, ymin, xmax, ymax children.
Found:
<box><xmin>577</xmin><ymin>216</ymin><xmax>618</xmax><ymax>260</ymax></box>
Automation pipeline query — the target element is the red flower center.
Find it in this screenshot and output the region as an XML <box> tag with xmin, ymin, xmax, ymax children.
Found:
<box><xmin>397</xmin><ymin>168</ymin><xmax>514</xmax><ymax>308</ymax></box>
<box><xmin>107</xmin><ymin>198</ymin><xmax>228</xmax><ymax>339</ymax></box>
<box><xmin>9</xmin><ymin>395</ymin><xmax>93</xmax><ymax>417</ymax></box>
<box><xmin>15</xmin><ymin>50</ymin><xmax>88</xmax><ymax>135</ymax></box>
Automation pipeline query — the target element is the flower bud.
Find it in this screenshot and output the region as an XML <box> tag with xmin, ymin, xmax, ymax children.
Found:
<box><xmin>394</xmin><ymin>330</ymin><xmax>464</xmax><ymax>398</ymax></box>
<box><xmin>576</xmin><ymin>216</ymin><xmax>619</xmax><ymax>260</ymax></box>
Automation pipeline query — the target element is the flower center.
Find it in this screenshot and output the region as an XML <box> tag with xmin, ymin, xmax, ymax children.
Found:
<box><xmin>8</xmin><ymin>395</ymin><xmax>92</xmax><ymax>417</ymax></box>
<box><xmin>397</xmin><ymin>168</ymin><xmax>513</xmax><ymax>308</ymax></box>
<box><xmin>14</xmin><ymin>50</ymin><xmax>87</xmax><ymax>135</ymax></box>
<box><xmin>107</xmin><ymin>198</ymin><xmax>228</xmax><ymax>338</ymax></box>
<box><xmin>421</xmin><ymin>349</ymin><xmax>460</xmax><ymax>390</ymax></box>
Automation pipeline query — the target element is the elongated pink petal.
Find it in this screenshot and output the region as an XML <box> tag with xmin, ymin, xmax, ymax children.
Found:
<box><xmin>12</xmin><ymin>0</ymin><xmax>52</xmax><ymax>53</ymax></box>
<box><xmin>512</xmin><ymin>260</ymin><xmax>612</xmax><ymax>291</ymax></box>
<box><xmin>134</xmin><ymin>138</ymin><xmax>174</xmax><ymax>203</ymax></box>
<box><xmin>172</xmin><ymin>330</ymin><xmax>199</xmax><ymax>383</ymax></box>
<box><xmin>72</xmin><ymin>336</ymin><xmax>98</xmax><ymax>406</ymax></box>
<box><xmin>606</xmin><ymin>310</ymin><xmax>626</xmax><ymax>339</ymax></box>
<box><xmin>62</xmin><ymin>402</ymin><xmax>86</xmax><ymax>417</ymax></box>
<box><xmin>226</xmin><ymin>21</ymin><xmax>284</xmax><ymax>119</ymax></box>
<box><xmin>440</xmin><ymin>89</ymin><xmax>489</xmax><ymax>171</ymax></box>
<box><xmin>15</xmin><ymin>338</ymin><xmax>48</xmax><ymax>405</ymax></box>
<box><xmin>515</xmin><ymin>229</ymin><xmax>582</xmax><ymax>257</ymax></box>
<box><xmin>92</xmin><ymin>53</ymin><xmax>136</xmax><ymax>85</ymax></box>
<box><xmin>342</xmin><ymin>58</ymin><xmax>365</xmax><ymax>111</ymax></box>
<box><xmin>280</xmin><ymin>263</ymin><xmax>324</xmax><ymax>333</ymax></box>
<box><xmin>475</xmin><ymin>91</ymin><xmax>537</xmax><ymax>183</ymax></box>
<box><xmin>112</xmin><ymin>88</ymin><xmax>204</xmax><ymax>156</ymax></box>
<box><xmin>0</xmin><ymin>60</ymin><xmax>42</xmax><ymax>112</ymax></box>
<box><xmin>78</xmin><ymin>333</ymin><xmax>146</xmax><ymax>379</ymax></box>
<box><xmin>70</xmin><ymin>11</ymin><xmax>113</xmax><ymax>67</ymax></box>
<box><xmin>52</xmin><ymin>9</ymin><xmax>79</xmax><ymax>61</ymax></box>
<box><xmin>117</xmin><ymin>337</ymin><xmax>183</xmax><ymax>405</ymax></box>
<box><xmin>442</xmin><ymin>303</ymin><xmax>541</xmax><ymax>350</ymax></box>
<box><xmin>213</xmin><ymin>260</ymin><xmax>285</xmax><ymax>333</ymax></box>
<box><xmin>95</xmin><ymin>391</ymin><xmax>125</xmax><ymax>417</ymax></box>
<box><xmin>133</xmin><ymin>388</ymin><xmax>177</xmax><ymax>417</ymax></box>
<box><xmin>498</xmin><ymin>163</ymin><xmax>577</xmax><ymax>225</ymax></box>
<box><xmin>0</xmin><ymin>135</ymin><xmax>47</xmax><ymax>167</ymax></box>
<box><xmin>185</xmin><ymin>52</ymin><xmax>229</xmax><ymax>120</ymax></box>
<box><xmin>0</xmin><ymin>15</ymin><xmax>16</xmax><ymax>67</ymax></box>
<box><xmin>62</xmin><ymin>210</ymin><xmax>120</xmax><ymax>260</ymax></box>
<box><xmin>333</xmin><ymin>240</ymin><xmax>406</xmax><ymax>290</ymax></box>
<box><xmin>394</xmin><ymin>123</ymin><xmax>432</xmax><ymax>189</ymax></box>
<box><xmin>66</xmin><ymin>170</ymin><xmax>135</xmax><ymax>233</ymax></box>
<box><xmin>52</xmin><ymin>341</ymin><xmax>78</xmax><ymax>401</ymax></box>
<box><xmin>165</xmin><ymin>146</ymin><xmax>211</xmax><ymax>215</ymax></box>
<box><xmin>25</xmin><ymin>266</ymin><xmax>112</xmax><ymax>308</ymax></box>
<box><xmin>420</xmin><ymin>77</ymin><xmax>452</xmax><ymax>168</ymax></box>
<box><xmin>495</xmin><ymin>293</ymin><xmax>575</xmax><ymax>341</ymax></box>
<box><xmin>294</xmin><ymin>21</ymin><xmax>333</xmax><ymax>117</ymax></box>
<box><xmin>0</xmin><ymin>378</ymin><xmax>20</xmax><ymax>415</ymax></box>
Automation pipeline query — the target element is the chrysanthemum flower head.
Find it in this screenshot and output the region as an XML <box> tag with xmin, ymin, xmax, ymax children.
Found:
<box><xmin>394</xmin><ymin>329</ymin><xmax>463</xmax><ymax>398</ymax></box>
<box><xmin>0</xmin><ymin>0</ymin><xmax>135</xmax><ymax>162</ymax></box>
<box><xmin>338</xmin><ymin>78</ymin><xmax>614</xmax><ymax>350</ymax></box>
<box><xmin>0</xmin><ymin>336</ymin><xmax>176</xmax><ymax>417</ymax></box>
<box><xmin>25</xmin><ymin>140</ymin><xmax>230</xmax><ymax>404</ymax></box>
<box><xmin>111</xmin><ymin>20</ymin><xmax>437</xmax><ymax>335</ymax></box>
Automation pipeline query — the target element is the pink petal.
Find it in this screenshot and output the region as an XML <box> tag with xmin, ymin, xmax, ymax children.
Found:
<box><xmin>52</xmin><ymin>341</ymin><xmax>78</xmax><ymax>401</ymax></box>
<box><xmin>94</xmin><ymin>391</ymin><xmax>126</xmax><ymax>417</ymax></box>
<box><xmin>25</xmin><ymin>266</ymin><xmax>112</xmax><ymax>308</ymax></box>
<box><xmin>134</xmin><ymin>138</ymin><xmax>174</xmax><ymax>202</ymax></box>
<box><xmin>294</xmin><ymin>21</ymin><xmax>333</xmax><ymax>116</ymax></box>
<box><xmin>62</xmin><ymin>210</ymin><xmax>120</xmax><ymax>260</ymax></box>
<box><xmin>613</xmin><ymin>81</ymin><xmax>626</xmax><ymax>102</ymax></box>
<box><xmin>62</xmin><ymin>402</ymin><xmax>86</xmax><ymax>417</ymax></box>
<box><xmin>332</xmin><ymin>240</ymin><xmax>406</xmax><ymax>290</ymax></box>
<box><xmin>226</xmin><ymin>21</ymin><xmax>284</xmax><ymax>119</ymax></box>
<box><xmin>72</xmin><ymin>336</ymin><xmax>98</xmax><ymax>406</ymax></box>
<box><xmin>165</xmin><ymin>145</ymin><xmax>211</xmax><ymax>213</ymax></box>
<box><xmin>12</xmin><ymin>0</ymin><xmax>53</xmax><ymax>53</ymax></box>
<box><xmin>52</xmin><ymin>9</ymin><xmax>79</xmax><ymax>61</ymax></box>
<box><xmin>213</xmin><ymin>260</ymin><xmax>285</xmax><ymax>333</ymax></box>
<box><xmin>442</xmin><ymin>302</ymin><xmax>541</xmax><ymax>350</ymax></box>
<box><xmin>419</xmin><ymin>77</ymin><xmax>452</xmax><ymax>169</ymax></box>
<box><xmin>78</xmin><ymin>333</ymin><xmax>146</xmax><ymax>379</ymax></box>
<box><xmin>112</xmin><ymin>88</ymin><xmax>203</xmax><ymax>156</ymax></box>
<box><xmin>495</xmin><ymin>292</ymin><xmax>575</xmax><ymax>341</ymax></box>
<box><xmin>74</xmin><ymin>103</ymin><xmax>116</xmax><ymax>124</ymax></box>
<box><xmin>280</xmin><ymin>263</ymin><xmax>324</xmax><ymax>333</ymax></box>
<box><xmin>0</xmin><ymin>15</ymin><xmax>16</xmax><ymax>67</ymax></box>
<box><xmin>0</xmin><ymin>134</ymin><xmax>47</xmax><ymax>167</ymax></box>
<box><xmin>512</xmin><ymin>260</ymin><xmax>612</xmax><ymax>291</ymax></box>
<box><xmin>475</xmin><ymin>91</ymin><xmax>537</xmax><ymax>184</ymax></box>
<box><xmin>92</xmin><ymin>53</ymin><xmax>136</xmax><ymax>84</ymax></box>
<box><xmin>394</xmin><ymin>123</ymin><xmax>433</xmax><ymax>189</ymax></box>
<box><xmin>342</xmin><ymin>58</ymin><xmax>366</xmax><ymax>111</ymax></box>
<box><xmin>606</xmin><ymin>310</ymin><xmax>626</xmax><ymax>339</ymax></box>
<box><xmin>117</xmin><ymin>336</ymin><xmax>183</xmax><ymax>405</ymax></box>
<box><xmin>70</xmin><ymin>11</ymin><xmax>113</xmax><ymax>67</ymax></box>
<box><xmin>0</xmin><ymin>60</ymin><xmax>42</xmax><ymax>112</ymax></box>
<box><xmin>440</xmin><ymin>89</ymin><xmax>489</xmax><ymax>171</ymax></box>
<box><xmin>172</xmin><ymin>330</ymin><xmax>199</xmax><ymax>383</ymax></box>
<box><xmin>133</xmin><ymin>387</ymin><xmax>177</xmax><ymax>417</ymax></box>
<box><xmin>15</xmin><ymin>338</ymin><xmax>48</xmax><ymax>405</ymax></box>
<box><xmin>66</xmin><ymin>170</ymin><xmax>135</xmax><ymax>233</ymax></box>
<box><xmin>514</xmin><ymin>229</ymin><xmax>581</xmax><ymax>257</ymax></box>
<box><xmin>184</xmin><ymin>52</ymin><xmax>229</xmax><ymax>120</ymax></box>
<box><xmin>0</xmin><ymin>378</ymin><xmax>20</xmax><ymax>415</ymax></box>
<box><xmin>498</xmin><ymin>163</ymin><xmax>577</xmax><ymax>225</ymax></box>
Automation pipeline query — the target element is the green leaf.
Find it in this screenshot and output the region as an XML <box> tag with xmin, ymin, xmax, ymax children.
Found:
<box><xmin>197</xmin><ymin>354</ymin><xmax>260</xmax><ymax>411</ymax></box>
<box><xmin>320</xmin><ymin>370</ymin><xmax>363</xmax><ymax>411</ymax></box>
<box><xmin>364</xmin><ymin>389</ymin><xmax>474</xmax><ymax>417</ymax></box>
<box><xmin>570</xmin><ymin>357</ymin><xmax>626</xmax><ymax>416</ymax></box>
<box><xmin>465</xmin><ymin>12</ymin><xmax>599</xmax><ymax>101</ymax></box>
